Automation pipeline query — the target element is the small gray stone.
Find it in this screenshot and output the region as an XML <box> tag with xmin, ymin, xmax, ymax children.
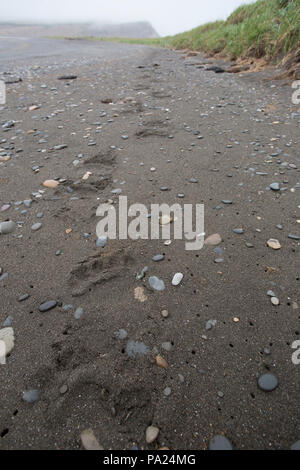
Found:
<box><xmin>96</xmin><ymin>236</ymin><xmax>108</xmax><ymax>248</ymax></box>
<box><xmin>291</xmin><ymin>441</ymin><xmax>300</xmax><ymax>450</ymax></box>
<box><xmin>31</xmin><ymin>223</ymin><xmax>42</xmax><ymax>231</ymax></box>
<box><xmin>115</xmin><ymin>329</ymin><xmax>128</xmax><ymax>340</ymax></box>
<box><xmin>209</xmin><ymin>435</ymin><xmax>232</xmax><ymax>450</ymax></box>
<box><xmin>62</xmin><ymin>304</ymin><xmax>73</xmax><ymax>311</ymax></box>
<box><xmin>18</xmin><ymin>294</ymin><xmax>29</xmax><ymax>302</ymax></box>
<box><xmin>162</xmin><ymin>342</ymin><xmax>172</xmax><ymax>351</ymax></box>
<box><xmin>258</xmin><ymin>373</ymin><xmax>278</xmax><ymax>391</ymax></box>
<box><xmin>126</xmin><ymin>340</ymin><xmax>149</xmax><ymax>358</ymax></box>
<box><xmin>74</xmin><ymin>307</ymin><xmax>84</xmax><ymax>319</ymax></box>
<box><xmin>270</xmin><ymin>182</ymin><xmax>280</xmax><ymax>191</ymax></box>
<box><xmin>39</xmin><ymin>300</ymin><xmax>57</xmax><ymax>312</ymax></box>
<box><xmin>152</xmin><ymin>254</ymin><xmax>164</xmax><ymax>262</ymax></box>
<box><xmin>22</xmin><ymin>389</ymin><xmax>40</xmax><ymax>403</ymax></box>
<box><xmin>149</xmin><ymin>276</ymin><xmax>165</xmax><ymax>291</ymax></box>
<box><xmin>59</xmin><ymin>384</ymin><xmax>68</xmax><ymax>395</ymax></box>
<box><xmin>222</xmin><ymin>200</ymin><xmax>233</xmax><ymax>205</ymax></box>
<box><xmin>288</xmin><ymin>234</ymin><xmax>300</xmax><ymax>240</ymax></box>
<box><xmin>23</xmin><ymin>199</ymin><xmax>32</xmax><ymax>208</ymax></box>
<box><xmin>3</xmin><ymin>315</ymin><xmax>13</xmax><ymax>327</ymax></box>
<box><xmin>0</xmin><ymin>220</ymin><xmax>16</xmax><ymax>235</ymax></box>
<box><xmin>206</xmin><ymin>319</ymin><xmax>217</xmax><ymax>331</ymax></box>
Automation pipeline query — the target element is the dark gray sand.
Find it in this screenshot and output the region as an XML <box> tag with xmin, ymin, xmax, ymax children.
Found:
<box><xmin>0</xmin><ymin>37</ymin><xmax>299</xmax><ymax>450</ymax></box>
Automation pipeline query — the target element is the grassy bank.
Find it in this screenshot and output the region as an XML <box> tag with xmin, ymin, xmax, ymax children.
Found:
<box><xmin>56</xmin><ymin>0</ymin><xmax>300</xmax><ymax>64</ymax></box>
<box><xmin>161</xmin><ymin>0</ymin><xmax>300</xmax><ymax>61</ymax></box>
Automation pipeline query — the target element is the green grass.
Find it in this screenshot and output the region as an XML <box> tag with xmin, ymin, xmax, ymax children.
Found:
<box><xmin>49</xmin><ymin>0</ymin><xmax>300</xmax><ymax>63</ymax></box>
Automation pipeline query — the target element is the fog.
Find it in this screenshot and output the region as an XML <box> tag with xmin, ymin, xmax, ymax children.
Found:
<box><xmin>0</xmin><ymin>0</ymin><xmax>255</xmax><ymax>36</ymax></box>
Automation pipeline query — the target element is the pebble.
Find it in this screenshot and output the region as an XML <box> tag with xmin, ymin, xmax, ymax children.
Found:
<box><xmin>53</xmin><ymin>144</ymin><xmax>68</xmax><ymax>150</ymax></box>
<box><xmin>267</xmin><ymin>238</ymin><xmax>281</xmax><ymax>250</ymax></box>
<box><xmin>160</xmin><ymin>215</ymin><xmax>172</xmax><ymax>225</ymax></box>
<box><xmin>233</xmin><ymin>228</ymin><xmax>244</xmax><ymax>234</ymax></box>
<box><xmin>23</xmin><ymin>199</ymin><xmax>32</xmax><ymax>208</ymax></box>
<box><xmin>258</xmin><ymin>373</ymin><xmax>279</xmax><ymax>391</ymax></box>
<box><xmin>0</xmin><ymin>220</ymin><xmax>16</xmax><ymax>235</ymax></box>
<box><xmin>146</xmin><ymin>426</ymin><xmax>159</xmax><ymax>444</ymax></box>
<box><xmin>115</xmin><ymin>329</ymin><xmax>128</xmax><ymax>340</ymax></box>
<box><xmin>291</xmin><ymin>441</ymin><xmax>300</xmax><ymax>450</ymax></box>
<box><xmin>0</xmin><ymin>327</ymin><xmax>15</xmax><ymax>357</ymax></box>
<box><xmin>288</xmin><ymin>234</ymin><xmax>300</xmax><ymax>240</ymax></box>
<box><xmin>62</xmin><ymin>304</ymin><xmax>73</xmax><ymax>311</ymax></box>
<box><xmin>270</xmin><ymin>182</ymin><xmax>280</xmax><ymax>191</ymax></box>
<box><xmin>39</xmin><ymin>300</ymin><xmax>57</xmax><ymax>312</ymax></box>
<box><xmin>206</xmin><ymin>319</ymin><xmax>217</xmax><ymax>330</ymax></box>
<box><xmin>172</xmin><ymin>272</ymin><xmax>183</xmax><ymax>286</ymax></box>
<box><xmin>74</xmin><ymin>307</ymin><xmax>84</xmax><ymax>319</ymax></box>
<box><xmin>126</xmin><ymin>340</ymin><xmax>149</xmax><ymax>358</ymax></box>
<box><xmin>209</xmin><ymin>435</ymin><xmax>233</xmax><ymax>450</ymax></box>
<box><xmin>163</xmin><ymin>387</ymin><xmax>172</xmax><ymax>397</ymax></box>
<box><xmin>136</xmin><ymin>266</ymin><xmax>148</xmax><ymax>280</ymax></box>
<box><xmin>22</xmin><ymin>389</ymin><xmax>40</xmax><ymax>403</ymax></box>
<box><xmin>18</xmin><ymin>294</ymin><xmax>29</xmax><ymax>302</ymax></box>
<box><xmin>222</xmin><ymin>200</ymin><xmax>233</xmax><ymax>205</ymax></box>
<box><xmin>149</xmin><ymin>276</ymin><xmax>165</xmax><ymax>291</ymax></box>
<box><xmin>96</xmin><ymin>236</ymin><xmax>108</xmax><ymax>248</ymax></box>
<box><xmin>156</xmin><ymin>354</ymin><xmax>168</xmax><ymax>368</ymax></box>
<box><xmin>152</xmin><ymin>254</ymin><xmax>164</xmax><ymax>262</ymax></box>
<box><xmin>59</xmin><ymin>384</ymin><xmax>68</xmax><ymax>395</ymax></box>
<box><xmin>204</xmin><ymin>233</ymin><xmax>222</xmax><ymax>246</ymax></box>
<box><xmin>31</xmin><ymin>222</ymin><xmax>42</xmax><ymax>231</ymax></box>
<box><xmin>43</xmin><ymin>179</ymin><xmax>59</xmax><ymax>188</ymax></box>
<box><xmin>161</xmin><ymin>309</ymin><xmax>169</xmax><ymax>318</ymax></box>
<box><xmin>3</xmin><ymin>315</ymin><xmax>13</xmax><ymax>327</ymax></box>
<box><xmin>80</xmin><ymin>429</ymin><xmax>103</xmax><ymax>450</ymax></box>
<box><xmin>271</xmin><ymin>297</ymin><xmax>280</xmax><ymax>306</ymax></box>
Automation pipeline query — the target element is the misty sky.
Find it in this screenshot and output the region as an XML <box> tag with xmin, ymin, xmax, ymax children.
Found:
<box><xmin>1</xmin><ymin>0</ymin><xmax>254</xmax><ymax>36</ymax></box>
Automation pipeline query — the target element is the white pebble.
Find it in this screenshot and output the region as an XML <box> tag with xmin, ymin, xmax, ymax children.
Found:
<box><xmin>172</xmin><ymin>272</ymin><xmax>183</xmax><ymax>286</ymax></box>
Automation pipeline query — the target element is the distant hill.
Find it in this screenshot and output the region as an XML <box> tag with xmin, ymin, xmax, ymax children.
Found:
<box><xmin>0</xmin><ymin>21</ymin><xmax>159</xmax><ymax>38</ymax></box>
